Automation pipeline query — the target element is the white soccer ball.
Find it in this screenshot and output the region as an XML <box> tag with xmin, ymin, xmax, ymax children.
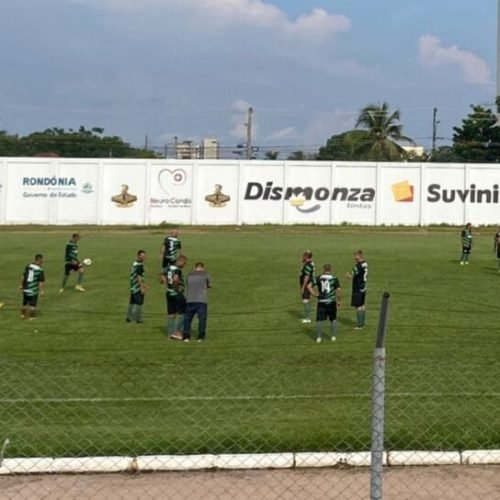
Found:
<box><xmin>82</xmin><ymin>258</ymin><xmax>92</xmax><ymax>266</ymax></box>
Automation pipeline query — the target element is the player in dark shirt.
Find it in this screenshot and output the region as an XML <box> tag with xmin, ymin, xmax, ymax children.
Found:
<box><xmin>308</xmin><ymin>264</ymin><xmax>341</xmax><ymax>343</ymax></box>
<box><xmin>347</xmin><ymin>250</ymin><xmax>368</xmax><ymax>330</ymax></box>
<box><xmin>20</xmin><ymin>254</ymin><xmax>45</xmax><ymax>320</ymax></box>
<box><xmin>60</xmin><ymin>233</ymin><xmax>86</xmax><ymax>292</ymax></box>
<box><xmin>160</xmin><ymin>230</ymin><xmax>182</xmax><ymax>270</ymax></box>
<box><xmin>460</xmin><ymin>223</ymin><xmax>473</xmax><ymax>265</ymax></box>
<box><xmin>494</xmin><ymin>227</ymin><xmax>500</xmax><ymax>272</ymax></box>
<box><xmin>162</xmin><ymin>254</ymin><xmax>187</xmax><ymax>340</ymax></box>
<box><xmin>299</xmin><ymin>251</ymin><xmax>315</xmax><ymax>324</ymax></box>
<box><xmin>126</xmin><ymin>250</ymin><xmax>147</xmax><ymax>324</ymax></box>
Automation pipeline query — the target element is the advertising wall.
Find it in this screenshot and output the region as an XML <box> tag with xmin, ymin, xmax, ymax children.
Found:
<box><xmin>0</xmin><ymin>158</ymin><xmax>499</xmax><ymax>226</ymax></box>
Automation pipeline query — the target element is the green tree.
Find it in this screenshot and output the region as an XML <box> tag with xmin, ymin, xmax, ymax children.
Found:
<box><xmin>452</xmin><ymin>105</ymin><xmax>500</xmax><ymax>163</ymax></box>
<box><xmin>353</xmin><ymin>102</ymin><xmax>414</xmax><ymax>161</ymax></box>
<box><xmin>318</xmin><ymin>130</ymin><xmax>369</xmax><ymax>161</ymax></box>
<box><xmin>17</xmin><ymin>127</ymin><xmax>159</xmax><ymax>158</ymax></box>
<box><xmin>287</xmin><ymin>150</ymin><xmax>319</xmax><ymax>161</ymax></box>
<box><xmin>264</xmin><ymin>150</ymin><xmax>279</xmax><ymax>160</ymax></box>
<box><xmin>428</xmin><ymin>146</ymin><xmax>461</xmax><ymax>163</ymax></box>
<box><xmin>0</xmin><ymin>131</ymin><xmax>21</xmax><ymax>156</ymax></box>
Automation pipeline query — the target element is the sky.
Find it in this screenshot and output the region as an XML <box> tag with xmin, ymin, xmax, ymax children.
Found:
<box><xmin>0</xmin><ymin>0</ymin><xmax>496</xmax><ymax>155</ymax></box>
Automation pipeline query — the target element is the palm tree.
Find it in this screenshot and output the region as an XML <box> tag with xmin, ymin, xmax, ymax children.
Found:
<box><xmin>354</xmin><ymin>102</ymin><xmax>414</xmax><ymax>161</ymax></box>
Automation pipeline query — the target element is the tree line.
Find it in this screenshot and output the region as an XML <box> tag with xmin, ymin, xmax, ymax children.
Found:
<box><xmin>2</xmin><ymin>103</ymin><xmax>500</xmax><ymax>162</ymax></box>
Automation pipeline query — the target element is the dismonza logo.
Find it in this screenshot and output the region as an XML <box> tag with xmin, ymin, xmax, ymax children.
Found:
<box><xmin>427</xmin><ymin>184</ymin><xmax>500</xmax><ymax>203</ymax></box>
<box><xmin>244</xmin><ymin>182</ymin><xmax>375</xmax><ymax>213</ymax></box>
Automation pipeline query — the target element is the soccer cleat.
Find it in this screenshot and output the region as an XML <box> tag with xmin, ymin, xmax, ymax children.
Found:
<box><xmin>0</xmin><ymin>302</ymin><xmax>4</xmax><ymax>310</ymax></box>
<box><xmin>197</xmin><ymin>339</ymin><xmax>204</xmax><ymax>343</ymax></box>
<box><xmin>58</xmin><ymin>288</ymin><xmax>64</xmax><ymax>293</ymax></box>
<box><xmin>316</xmin><ymin>337</ymin><xmax>322</xmax><ymax>343</ymax></box>
<box><xmin>465</xmin><ymin>262</ymin><xmax>469</xmax><ymax>265</ymax></box>
<box><xmin>75</xmin><ymin>285</ymin><xmax>86</xmax><ymax>292</ymax></box>
<box><xmin>331</xmin><ymin>336</ymin><xmax>337</xmax><ymax>342</ymax></box>
<box><xmin>20</xmin><ymin>314</ymin><xmax>25</xmax><ymax>320</ymax></box>
<box><xmin>460</xmin><ymin>262</ymin><xmax>464</xmax><ymax>266</ymax></box>
<box><xmin>170</xmin><ymin>332</ymin><xmax>183</xmax><ymax>341</ymax></box>
<box><xmin>354</xmin><ymin>326</ymin><xmax>364</xmax><ymax>330</ymax></box>
<box><xmin>136</xmin><ymin>320</ymin><xmax>144</xmax><ymax>324</ymax></box>
<box><xmin>183</xmin><ymin>338</ymin><xmax>190</xmax><ymax>343</ymax></box>
<box><xmin>126</xmin><ymin>318</ymin><xmax>132</xmax><ymax>323</ymax></box>
<box><xmin>301</xmin><ymin>318</ymin><xmax>312</xmax><ymax>324</ymax></box>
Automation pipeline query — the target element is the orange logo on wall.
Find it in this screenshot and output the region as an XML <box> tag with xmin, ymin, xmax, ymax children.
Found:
<box><xmin>392</xmin><ymin>180</ymin><xmax>414</xmax><ymax>202</ymax></box>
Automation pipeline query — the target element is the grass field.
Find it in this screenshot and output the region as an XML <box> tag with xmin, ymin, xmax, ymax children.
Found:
<box><xmin>0</xmin><ymin>226</ymin><xmax>499</xmax><ymax>458</ymax></box>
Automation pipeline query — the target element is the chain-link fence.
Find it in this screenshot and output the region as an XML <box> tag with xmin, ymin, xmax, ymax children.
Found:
<box><xmin>1</xmin><ymin>296</ymin><xmax>499</xmax><ymax>499</ymax></box>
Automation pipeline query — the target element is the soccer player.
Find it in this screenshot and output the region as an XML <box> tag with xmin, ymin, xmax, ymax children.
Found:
<box><xmin>20</xmin><ymin>254</ymin><xmax>45</xmax><ymax>320</ymax></box>
<box><xmin>126</xmin><ymin>250</ymin><xmax>147</xmax><ymax>324</ymax></box>
<box><xmin>347</xmin><ymin>250</ymin><xmax>368</xmax><ymax>330</ymax></box>
<box><xmin>60</xmin><ymin>233</ymin><xmax>85</xmax><ymax>292</ymax></box>
<box><xmin>460</xmin><ymin>223</ymin><xmax>473</xmax><ymax>265</ymax></box>
<box><xmin>160</xmin><ymin>229</ymin><xmax>182</xmax><ymax>270</ymax></box>
<box><xmin>162</xmin><ymin>254</ymin><xmax>187</xmax><ymax>340</ymax></box>
<box><xmin>183</xmin><ymin>262</ymin><xmax>212</xmax><ymax>342</ymax></box>
<box><xmin>299</xmin><ymin>251</ymin><xmax>315</xmax><ymax>323</ymax></box>
<box><xmin>494</xmin><ymin>227</ymin><xmax>500</xmax><ymax>272</ymax></box>
<box><xmin>308</xmin><ymin>264</ymin><xmax>341</xmax><ymax>343</ymax></box>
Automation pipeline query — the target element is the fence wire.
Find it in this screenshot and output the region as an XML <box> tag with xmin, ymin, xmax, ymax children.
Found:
<box><xmin>0</xmin><ymin>353</ymin><xmax>499</xmax><ymax>499</ymax></box>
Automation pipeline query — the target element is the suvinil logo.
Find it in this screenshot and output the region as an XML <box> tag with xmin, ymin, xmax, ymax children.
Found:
<box><xmin>392</xmin><ymin>180</ymin><xmax>414</xmax><ymax>202</ymax></box>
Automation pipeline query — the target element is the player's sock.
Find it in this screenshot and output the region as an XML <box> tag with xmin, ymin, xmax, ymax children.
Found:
<box><xmin>135</xmin><ymin>305</ymin><xmax>143</xmax><ymax>323</ymax></box>
<box><xmin>316</xmin><ymin>321</ymin><xmax>324</xmax><ymax>340</ymax></box>
<box><xmin>77</xmin><ymin>273</ymin><xmax>84</xmax><ymax>285</ymax></box>
<box><xmin>167</xmin><ymin>317</ymin><xmax>176</xmax><ymax>335</ymax></box>
<box><xmin>126</xmin><ymin>304</ymin><xmax>134</xmax><ymax>321</ymax></box>
<box><xmin>331</xmin><ymin>320</ymin><xmax>338</xmax><ymax>339</ymax></box>
<box><xmin>356</xmin><ymin>310</ymin><xmax>364</xmax><ymax>327</ymax></box>
<box><xmin>61</xmin><ymin>275</ymin><xmax>69</xmax><ymax>288</ymax></box>
<box><xmin>360</xmin><ymin>310</ymin><xmax>366</xmax><ymax>327</ymax></box>
<box><xmin>175</xmin><ymin>314</ymin><xmax>185</xmax><ymax>333</ymax></box>
<box><xmin>303</xmin><ymin>302</ymin><xmax>311</xmax><ymax>319</ymax></box>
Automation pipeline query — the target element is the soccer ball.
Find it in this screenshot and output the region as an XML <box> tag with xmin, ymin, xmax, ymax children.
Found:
<box><xmin>82</xmin><ymin>258</ymin><xmax>92</xmax><ymax>267</ymax></box>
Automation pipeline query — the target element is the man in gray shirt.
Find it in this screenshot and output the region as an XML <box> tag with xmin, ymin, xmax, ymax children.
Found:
<box><xmin>182</xmin><ymin>263</ymin><xmax>212</xmax><ymax>342</ymax></box>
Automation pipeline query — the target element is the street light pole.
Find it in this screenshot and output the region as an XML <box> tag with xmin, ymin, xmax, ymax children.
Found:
<box><xmin>497</xmin><ymin>0</ymin><xmax>500</xmax><ymax>108</ymax></box>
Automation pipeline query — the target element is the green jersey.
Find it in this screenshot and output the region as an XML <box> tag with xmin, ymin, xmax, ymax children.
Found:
<box><xmin>165</xmin><ymin>264</ymin><xmax>185</xmax><ymax>297</ymax></box>
<box><xmin>22</xmin><ymin>263</ymin><xmax>45</xmax><ymax>296</ymax></box>
<box><xmin>300</xmin><ymin>260</ymin><xmax>315</xmax><ymax>287</ymax></box>
<box><xmin>461</xmin><ymin>229</ymin><xmax>472</xmax><ymax>249</ymax></box>
<box><xmin>65</xmin><ymin>240</ymin><xmax>79</xmax><ymax>263</ymax></box>
<box><xmin>352</xmin><ymin>261</ymin><xmax>368</xmax><ymax>293</ymax></box>
<box><xmin>130</xmin><ymin>260</ymin><xmax>145</xmax><ymax>294</ymax></box>
<box><xmin>316</xmin><ymin>273</ymin><xmax>340</xmax><ymax>303</ymax></box>
<box><xmin>163</xmin><ymin>236</ymin><xmax>182</xmax><ymax>263</ymax></box>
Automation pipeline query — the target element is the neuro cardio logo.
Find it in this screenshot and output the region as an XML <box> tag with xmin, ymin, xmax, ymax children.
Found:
<box><xmin>151</xmin><ymin>168</ymin><xmax>192</xmax><ymax>209</ymax></box>
<box><xmin>392</xmin><ymin>180</ymin><xmax>414</xmax><ymax>203</ymax></box>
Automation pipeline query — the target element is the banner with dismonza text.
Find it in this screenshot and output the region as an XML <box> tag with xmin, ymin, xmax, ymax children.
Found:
<box><xmin>0</xmin><ymin>158</ymin><xmax>499</xmax><ymax>226</ymax></box>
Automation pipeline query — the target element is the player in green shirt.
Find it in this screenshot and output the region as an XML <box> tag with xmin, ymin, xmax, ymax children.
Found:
<box><xmin>60</xmin><ymin>233</ymin><xmax>86</xmax><ymax>292</ymax></box>
<box><xmin>126</xmin><ymin>250</ymin><xmax>147</xmax><ymax>324</ymax></box>
<box><xmin>308</xmin><ymin>264</ymin><xmax>341</xmax><ymax>343</ymax></box>
<box><xmin>160</xmin><ymin>229</ymin><xmax>182</xmax><ymax>270</ymax></box>
<box><xmin>460</xmin><ymin>223</ymin><xmax>473</xmax><ymax>265</ymax></box>
<box><xmin>20</xmin><ymin>254</ymin><xmax>46</xmax><ymax>320</ymax></box>
<box><xmin>162</xmin><ymin>255</ymin><xmax>187</xmax><ymax>339</ymax></box>
<box><xmin>299</xmin><ymin>251</ymin><xmax>315</xmax><ymax>323</ymax></box>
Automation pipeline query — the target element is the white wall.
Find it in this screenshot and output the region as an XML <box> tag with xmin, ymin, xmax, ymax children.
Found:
<box><xmin>0</xmin><ymin>158</ymin><xmax>499</xmax><ymax>226</ymax></box>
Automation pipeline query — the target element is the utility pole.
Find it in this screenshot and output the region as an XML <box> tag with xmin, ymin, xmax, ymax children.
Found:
<box><xmin>497</xmin><ymin>0</ymin><xmax>500</xmax><ymax>110</ymax></box>
<box><xmin>173</xmin><ymin>136</ymin><xmax>178</xmax><ymax>159</ymax></box>
<box><xmin>432</xmin><ymin>107</ymin><xmax>439</xmax><ymax>152</ymax></box>
<box><xmin>245</xmin><ymin>107</ymin><xmax>254</xmax><ymax>160</ymax></box>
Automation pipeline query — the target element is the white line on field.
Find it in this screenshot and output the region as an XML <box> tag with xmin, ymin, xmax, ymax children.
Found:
<box><xmin>1</xmin><ymin>393</ymin><xmax>500</xmax><ymax>404</ymax></box>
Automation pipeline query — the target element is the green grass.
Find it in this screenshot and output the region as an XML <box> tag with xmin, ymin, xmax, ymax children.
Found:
<box><xmin>0</xmin><ymin>226</ymin><xmax>499</xmax><ymax>458</ymax></box>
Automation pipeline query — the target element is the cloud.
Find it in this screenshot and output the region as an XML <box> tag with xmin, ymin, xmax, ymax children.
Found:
<box><xmin>418</xmin><ymin>34</ymin><xmax>492</xmax><ymax>85</ymax></box>
<box><xmin>267</xmin><ymin>126</ymin><xmax>297</xmax><ymax>141</ymax></box>
<box><xmin>71</xmin><ymin>0</ymin><xmax>351</xmax><ymax>42</ymax></box>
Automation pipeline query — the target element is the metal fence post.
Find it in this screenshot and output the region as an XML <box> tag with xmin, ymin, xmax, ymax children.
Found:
<box><xmin>370</xmin><ymin>292</ymin><xmax>391</xmax><ymax>500</ymax></box>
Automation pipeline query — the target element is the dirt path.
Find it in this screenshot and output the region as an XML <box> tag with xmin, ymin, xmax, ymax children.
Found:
<box><xmin>2</xmin><ymin>466</ymin><xmax>500</xmax><ymax>499</ymax></box>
